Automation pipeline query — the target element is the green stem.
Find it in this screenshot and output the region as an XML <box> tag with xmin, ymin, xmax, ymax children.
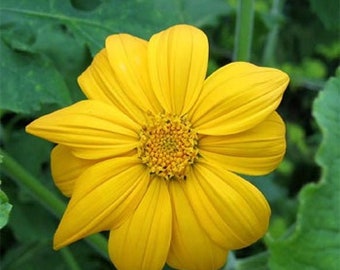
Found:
<box><xmin>262</xmin><ymin>0</ymin><xmax>284</xmax><ymax>66</ymax></box>
<box><xmin>233</xmin><ymin>0</ymin><xmax>255</xmax><ymax>61</ymax></box>
<box><xmin>60</xmin><ymin>248</ymin><xmax>82</xmax><ymax>270</ymax></box>
<box><xmin>0</xmin><ymin>148</ymin><xmax>109</xmax><ymax>259</ymax></box>
<box><xmin>236</xmin><ymin>251</ymin><xmax>269</xmax><ymax>270</ymax></box>
<box><xmin>0</xmin><ymin>148</ymin><xmax>65</xmax><ymax>216</ymax></box>
<box><xmin>86</xmin><ymin>234</ymin><xmax>110</xmax><ymax>258</ymax></box>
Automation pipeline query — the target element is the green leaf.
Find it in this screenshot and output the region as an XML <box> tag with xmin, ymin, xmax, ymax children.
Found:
<box><xmin>0</xmin><ymin>182</ymin><xmax>12</xmax><ymax>229</ymax></box>
<box><xmin>32</xmin><ymin>23</ymin><xmax>89</xmax><ymax>103</ymax></box>
<box><xmin>267</xmin><ymin>76</ymin><xmax>340</xmax><ymax>269</ymax></box>
<box><xmin>0</xmin><ymin>38</ymin><xmax>72</xmax><ymax>114</ymax></box>
<box><xmin>0</xmin><ymin>0</ymin><xmax>230</xmax><ymax>55</ymax></box>
<box><xmin>0</xmin><ymin>153</ymin><xmax>12</xmax><ymax>230</ymax></box>
<box><xmin>157</xmin><ymin>0</ymin><xmax>231</xmax><ymax>29</ymax></box>
<box><xmin>0</xmin><ymin>0</ymin><xmax>229</xmax><ymax>115</ymax></box>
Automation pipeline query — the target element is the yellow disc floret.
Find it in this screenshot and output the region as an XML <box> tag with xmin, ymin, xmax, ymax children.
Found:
<box><xmin>138</xmin><ymin>112</ymin><xmax>199</xmax><ymax>181</ymax></box>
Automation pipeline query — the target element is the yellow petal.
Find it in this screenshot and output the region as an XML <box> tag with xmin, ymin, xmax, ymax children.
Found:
<box><xmin>51</xmin><ymin>145</ymin><xmax>95</xmax><ymax>197</ymax></box>
<box><xmin>190</xmin><ymin>62</ymin><xmax>289</xmax><ymax>135</ymax></box>
<box><xmin>148</xmin><ymin>24</ymin><xmax>208</xmax><ymax>114</ymax></box>
<box><xmin>26</xmin><ymin>100</ymin><xmax>139</xmax><ymax>159</ymax></box>
<box><xmin>109</xmin><ymin>178</ymin><xmax>171</xmax><ymax>270</ymax></box>
<box><xmin>54</xmin><ymin>157</ymin><xmax>149</xmax><ymax>249</ymax></box>
<box><xmin>167</xmin><ymin>181</ymin><xmax>227</xmax><ymax>270</ymax></box>
<box><xmin>183</xmin><ymin>163</ymin><xmax>270</xmax><ymax>250</ymax></box>
<box><xmin>199</xmin><ymin>112</ymin><xmax>286</xmax><ymax>175</ymax></box>
<box><xmin>105</xmin><ymin>34</ymin><xmax>163</xmax><ymax>114</ymax></box>
<box><xmin>78</xmin><ymin>49</ymin><xmax>146</xmax><ymax>124</ymax></box>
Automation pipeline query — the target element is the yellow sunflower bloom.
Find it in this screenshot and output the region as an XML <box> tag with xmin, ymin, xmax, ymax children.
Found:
<box><xmin>26</xmin><ymin>24</ymin><xmax>289</xmax><ymax>270</ymax></box>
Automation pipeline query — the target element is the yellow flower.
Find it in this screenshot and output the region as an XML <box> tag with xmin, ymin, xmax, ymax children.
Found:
<box><xmin>26</xmin><ymin>24</ymin><xmax>289</xmax><ymax>270</ymax></box>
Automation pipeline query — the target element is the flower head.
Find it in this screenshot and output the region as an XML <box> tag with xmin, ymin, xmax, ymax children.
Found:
<box><xmin>26</xmin><ymin>24</ymin><xmax>289</xmax><ymax>270</ymax></box>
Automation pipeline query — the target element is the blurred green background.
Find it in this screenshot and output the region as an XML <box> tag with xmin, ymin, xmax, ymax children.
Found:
<box><xmin>0</xmin><ymin>0</ymin><xmax>339</xmax><ymax>269</ymax></box>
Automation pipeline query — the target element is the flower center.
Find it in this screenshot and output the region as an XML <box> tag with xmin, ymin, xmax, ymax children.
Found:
<box><xmin>138</xmin><ymin>112</ymin><xmax>199</xmax><ymax>181</ymax></box>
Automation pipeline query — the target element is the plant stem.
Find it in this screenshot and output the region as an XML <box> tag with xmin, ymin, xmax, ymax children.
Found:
<box><xmin>60</xmin><ymin>248</ymin><xmax>82</xmax><ymax>270</ymax></box>
<box><xmin>0</xmin><ymin>148</ymin><xmax>109</xmax><ymax>259</ymax></box>
<box><xmin>0</xmin><ymin>148</ymin><xmax>65</xmax><ymax>216</ymax></box>
<box><xmin>236</xmin><ymin>251</ymin><xmax>269</xmax><ymax>270</ymax></box>
<box><xmin>262</xmin><ymin>0</ymin><xmax>284</xmax><ymax>66</ymax></box>
<box><xmin>86</xmin><ymin>234</ymin><xmax>110</xmax><ymax>258</ymax></box>
<box><xmin>233</xmin><ymin>0</ymin><xmax>254</xmax><ymax>61</ymax></box>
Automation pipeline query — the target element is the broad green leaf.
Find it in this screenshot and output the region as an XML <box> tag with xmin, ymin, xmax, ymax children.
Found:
<box><xmin>0</xmin><ymin>183</ymin><xmax>12</xmax><ymax>229</ymax></box>
<box><xmin>0</xmin><ymin>153</ymin><xmax>12</xmax><ymax>230</ymax></box>
<box><xmin>156</xmin><ymin>0</ymin><xmax>231</xmax><ymax>29</ymax></box>
<box><xmin>0</xmin><ymin>0</ymin><xmax>230</xmax><ymax>55</ymax></box>
<box><xmin>0</xmin><ymin>0</ymin><xmax>229</xmax><ymax>115</ymax></box>
<box><xmin>32</xmin><ymin>23</ymin><xmax>89</xmax><ymax>103</ymax></box>
<box><xmin>267</xmin><ymin>76</ymin><xmax>340</xmax><ymax>269</ymax></box>
<box><xmin>0</xmin><ymin>39</ymin><xmax>72</xmax><ymax>114</ymax></box>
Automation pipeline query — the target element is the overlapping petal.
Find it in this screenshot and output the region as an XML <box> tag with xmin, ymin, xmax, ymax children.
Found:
<box><xmin>54</xmin><ymin>157</ymin><xmax>149</xmax><ymax>249</ymax></box>
<box><xmin>199</xmin><ymin>112</ymin><xmax>286</xmax><ymax>175</ymax></box>
<box><xmin>78</xmin><ymin>49</ymin><xmax>121</xmax><ymax>106</ymax></box>
<box><xmin>78</xmin><ymin>47</ymin><xmax>148</xmax><ymax>124</ymax></box>
<box><xmin>148</xmin><ymin>24</ymin><xmax>208</xmax><ymax>114</ymax></box>
<box><xmin>190</xmin><ymin>62</ymin><xmax>289</xmax><ymax>135</ymax></box>
<box><xmin>109</xmin><ymin>178</ymin><xmax>171</xmax><ymax>270</ymax></box>
<box><xmin>183</xmin><ymin>163</ymin><xmax>270</xmax><ymax>250</ymax></box>
<box><xmin>26</xmin><ymin>100</ymin><xmax>139</xmax><ymax>159</ymax></box>
<box><xmin>105</xmin><ymin>34</ymin><xmax>163</xmax><ymax>114</ymax></box>
<box><xmin>50</xmin><ymin>145</ymin><xmax>96</xmax><ymax>197</ymax></box>
<box><xmin>167</xmin><ymin>181</ymin><xmax>227</xmax><ymax>270</ymax></box>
